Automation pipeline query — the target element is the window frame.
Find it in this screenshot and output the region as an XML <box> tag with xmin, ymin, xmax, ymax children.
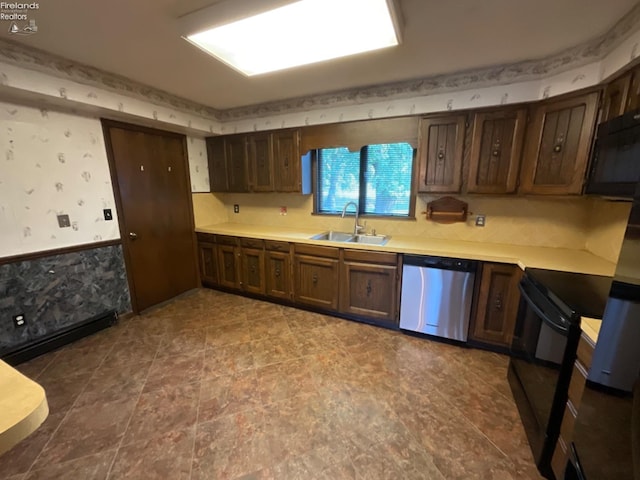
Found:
<box><xmin>312</xmin><ymin>144</ymin><xmax>417</xmax><ymax>219</ymax></box>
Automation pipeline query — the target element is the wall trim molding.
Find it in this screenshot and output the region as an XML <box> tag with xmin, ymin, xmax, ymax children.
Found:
<box><xmin>0</xmin><ymin>239</ymin><xmax>122</xmax><ymax>266</ymax></box>
<box><xmin>0</xmin><ymin>3</ymin><xmax>640</xmax><ymax>123</ymax></box>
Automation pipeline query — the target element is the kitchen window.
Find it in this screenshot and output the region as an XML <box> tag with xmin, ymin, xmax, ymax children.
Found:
<box><xmin>315</xmin><ymin>142</ymin><xmax>415</xmax><ymax>217</ymax></box>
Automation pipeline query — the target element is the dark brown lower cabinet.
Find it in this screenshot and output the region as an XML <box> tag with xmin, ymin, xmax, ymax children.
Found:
<box><xmin>339</xmin><ymin>250</ymin><xmax>399</xmax><ymax>325</ymax></box>
<box><xmin>198</xmin><ymin>242</ymin><xmax>218</xmax><ymax>286</ymax></box>
<box><xmin>217</xmin><ymin>244</ymin><xmax>240</xmax><ymax>289</ymax></box>
<box><xmin>293</xmin><ymin>247</ymin><xmax>340</xmax><ymax>311</ymax></box>
<box><xmin>266</xmin><ymin>249</ymin><xmax>292</xmax><ymax>300</ymax></box>
<box><xmin>469</xmin><ymin>262</ymin><xmax>522</xmax><ymax>348</ymax></box>
<box><xmin>241</xmin><ymin>247</ymin><xmax>265</xmax><ymax>294</ymax></box>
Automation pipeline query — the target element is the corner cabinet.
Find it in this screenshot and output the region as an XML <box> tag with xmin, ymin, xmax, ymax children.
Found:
<box><xmin>416</xmin><ymin>114</ymin><xmax>467</xmax><ymax>193</ymax></box>
<box><xmin>339</xmin><ymin>250</ymin><xmax>400</xmax><ymax>326</ymax></box>
<box><xmin>467</xmin><ymin>109</ymin><xmax>527</xmax><ymax>194</ymax></box>
<box><xmin>519</xmin><ymin>91</ymin><xmax>599</xmax><ymax>195</ymax></box>
<box><xmin>469</xmin><ymin>262</ymin><xmax>522</xmax><ymax>349</ymax></box>
<box><xmin>197</xmin><ymin>233</ymin><xmax>218</xmax><ymax>286</ymax></box>
<box><xmin>293</xmin><ymin>245</ymin><xmax>340</xmax><ymax>311</ymax></box>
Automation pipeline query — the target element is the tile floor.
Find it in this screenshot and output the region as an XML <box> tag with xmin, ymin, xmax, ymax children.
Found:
<box><xmin>0</xmin><ymin>289</ymin><xmax>542</xmax><ymax>480</ymax></box>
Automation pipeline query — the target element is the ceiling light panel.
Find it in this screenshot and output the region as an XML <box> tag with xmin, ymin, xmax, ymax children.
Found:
<box><xmin>185</xmin><ymin>0</ymin><xmax>400</xmax><ymax>76</ymax></box>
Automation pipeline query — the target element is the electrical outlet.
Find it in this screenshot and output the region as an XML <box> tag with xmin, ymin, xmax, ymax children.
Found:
<box><xmin>280</xmin><ymin>206</ymin><xmax>287</xmax><ymax>216</ymax></box>
<box><xmin>103</xmin><ymin>209</ymin><xmax>113</xmax><ymax>221</ymax></box>
<box><xmin>233</xmin><ymin>204</ymin><xmax>240</xmax><ymax>214</ymax></box>
<box><xmin>57</xmin><ymin>214</ymin><xmax>70</xmax><ymax>228</ymax></box>
<box><xmin>13</xmin><ymin>314</ymin><xmax>26</xmax><ymax>328</ymax></box>
<box><xmin>475</xmin><ymin>215</ymin><xmax>486</xmax><ymax>227</ymax></box>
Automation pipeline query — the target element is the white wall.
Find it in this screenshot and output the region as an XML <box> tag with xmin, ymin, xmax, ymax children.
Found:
<box><xmin>0</xmin><ymin>99</ymin><xmax>211</xmax><ymax>257</ymax></box>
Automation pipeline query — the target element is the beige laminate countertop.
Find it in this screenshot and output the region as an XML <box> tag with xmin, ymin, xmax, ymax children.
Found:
<box><xmin>196</xmin><ymin>223</ymin><xmax>617</xmax><ymax>276</ymax></box>
<box><xmin>581</xmin><ymin>317</ymin><xmax>602</xmax><ymax>344</ymax></box>
<box><xmin>0</xmin><ymin>360</ymin><xmax>48</xmax><ymax>455</ymax></box>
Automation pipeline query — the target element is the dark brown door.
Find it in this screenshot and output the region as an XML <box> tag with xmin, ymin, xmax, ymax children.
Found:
<box><xmin>340</xmin><ymin>261</ymin><xmax>398</xmax><ymax>324</ymax></box>
<box><xmin>206</xmin><ymin>137</ymin><xmax>229</xmax><ymax>192</ymax></box>
<box><xmin>626</xmin><ymin>66</ymin><xmax>640</xmax><ymax>112</ymax></box>
<box><xmin>417</xmin><ymin>115</ymin><xmax>466</xmax><ymax>193</ymax></box>
<box><xmin>226</xmin><ymin>135</ymin><xmax>249</xmax><ymax>192</ymax></box>
<box><xmin>602</xmin><ymin>73</ymin><xmax>631</xmax><ymax>122</ymax></box>
<box><xmin>103</xmin><ymin>121</ymin><xmax>198</xmax><ymax>312</ymax></box>
<box><xmin>519</xmin><ymin>91</ymin><xmax>599</xmax><ymax>195</ymax></box>
<box><xmin>265</xmin><ymin>250</ymin><xmax>291</xmax><ymax>300</ymax></box>
<box><xmin>467</xmin><ymin>109</ymin><xmax>526</xmax><ymax>194</ymax></box>
<box><xmin>217</xmin><ymin>244</ymin><xmax>240</xmax><ymax>289</ymax></box>
<box><xmin>241</xmin><ymin>247</ymin><xmax>266</xmax><ymax>294</ymax></box>
<box><xmin>198</xmin><ymin>242</ymin><xmax>218</xmax><ymax>286</ymax></box>
<box><xmin>293</xmin><ymin>254</ymin><xmax>339</xmax><ymax>311</ymax></box>
<box><xmin>273</xmin><ymin>129</ymin><xmax>301</xmax><ymax>192</ymax></box>
<box><xmin>248</xmin><ymin>133</ymin><xmax>274</xmax><ymax>192</ymax></box>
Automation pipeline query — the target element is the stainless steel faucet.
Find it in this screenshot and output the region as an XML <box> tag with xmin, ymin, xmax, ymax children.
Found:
<box><xmin>341</xmin><ymin>201</ymin><xmax>365</xmax><ymax>235</ymax></box>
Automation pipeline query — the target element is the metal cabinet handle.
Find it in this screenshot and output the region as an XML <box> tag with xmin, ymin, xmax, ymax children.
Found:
<box><xmin>437</xmin><ymin>150</ymin><xmax>445</xmax><ymax>160</ymax></box>
<box><xmin>129</xmin><ymin>232</ymin><xmax>138</xmax><ymax>240</ymax></box>
<box><xmin>274</xmin><ymin>267</ymin><xmax>281</xmax><ymax>277</ymax></box>
<box><xmin>312</xmin><ymin>273</ymin><xmax>318</xmax><ymax>284</ymax></box>
<box><xmin>366</xmin><ymin>280</ymin><xmax>372</xmax><ymax>296</ymax></box>
<box><xmin>492</xmin><ymin>140</ymin><xmax>501</xmax><ymax>157</ymax></box>
<box><xmin>553</xmin><ymin>144</ymin><xmax>563</xmax><ymax>153</ymax></box>
<box><xmin>495</xmin><ymin>293</ymin><xmax>503</xmax><ymax>311</ymax></box>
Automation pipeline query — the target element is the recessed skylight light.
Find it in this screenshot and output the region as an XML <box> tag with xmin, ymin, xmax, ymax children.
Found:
<box><xmin>184</xmin><ymin>0</ymin><xmax>400</xmax><ymax>76</ymax></box>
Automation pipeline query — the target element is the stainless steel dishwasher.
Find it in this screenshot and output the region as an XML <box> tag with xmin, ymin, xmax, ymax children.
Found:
<box><xmin>399</xmin><ymin>255</ymin><xmax>477</xmax><ymax>342</ymax></box>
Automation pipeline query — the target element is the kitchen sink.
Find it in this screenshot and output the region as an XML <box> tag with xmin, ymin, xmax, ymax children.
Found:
<box><xmin>310</xmin><ymin>231</ymin><xmax>391</xmax><ymax>246</ymax></box>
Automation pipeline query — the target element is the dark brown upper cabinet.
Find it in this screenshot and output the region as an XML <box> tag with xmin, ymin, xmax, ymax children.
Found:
<box><xmin>625</xmin><ymin>65</ymin><xmax>640</xmax><ymax>113</ymax></box>
<box><xmin>602</xmin><ymin>73</ymin><xmax>631</xmax><ymax>122</ymax></box>
<box><xmin>206</xmin><ymin>137</ymin><xmax>228</xmax><ymax>192</ymax></box>
<box><xmin>467</xmin><ymin>109</ymin><xmax>527</xmax><ymax>194</ymax></box>
<box><xmin>417</xmin><ymin>114</ymin><xmax>466</xmax><ymax>193</ymax></box>
<box><xmin>519</xmin><ymin>91</ymin><xmax>599</xmax><ymax>195</ymax></box>
<box><xmin>248</xmin><ymin>133</ymin><xmax>274</xmax><ymax>192</ymax></box>
<box><xmin>226</xmin><ymin>135</ymin><xmax>250</xmax><ymax>192</ymax></box>
<box><xmin>273</xmin><ymin>129</ymin><xmax>303</xmax><ymax>192</ymax></box>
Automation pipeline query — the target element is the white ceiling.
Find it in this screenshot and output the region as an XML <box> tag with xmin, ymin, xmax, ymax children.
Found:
<box><xmin>1</xmin><ymin>0</ymin><xmax>638</xmax><ymax>111</ymax></box>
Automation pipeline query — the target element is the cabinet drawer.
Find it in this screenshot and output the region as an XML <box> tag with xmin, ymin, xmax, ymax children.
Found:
<box><xmin>577</xmin><ymin>332</ymin><xmax>595</xmax><ymax>371</ymax></box>
<box><xmin>294</xmin><ymin>244</ymin><xmax>340</xmax><ymax>259</ymax></box>
<box><xmin>217</xmin><ymin>235</ymin><xmax>239</xmax><ymax>246</ymax></box>
<box><xmin>568</xmin><ymin>360</ymin><xmax>588</xmax><ymax>409</ymax></box>
<box><xmin>196</xmin><ymin>233</ymin><xmax>216</xmax><ymax>243</ymax></box>
<box><xmin>265</xmin><ymin>240</ymin><xmax>290</xmax><ymax>252</ymax></box>
<box><xmin>240</xmin><ymin>238</ymin><xmax>264</xmax><ymax>249</ymax></box>
<box><xmin>343</xmin><ymin>249</ymin><xmax>397</xmax><ymax>265</ymax></box>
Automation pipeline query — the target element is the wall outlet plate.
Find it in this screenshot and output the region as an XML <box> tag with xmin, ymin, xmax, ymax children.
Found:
<box><xmin>103</xmin><ymin>209</ymin><xmax>113</xmax><ymax>221</ymax></box>
<box><xmin>57</xmin><ymin>214</ymin><xmax>70</xmax><ymax>228</ymax></box>
<box><xmin>475</xmin><ymin>215</ymin><xmax>486</xmax><ymax>227</ymax></box>
<box><xmin>233</xmin><ymin>204</ymin><xmax>239</xmax><ymax>214</ymax></box>
<box><xmin>280</xmin><ymin>206</ymin><xmax>287</xmax><ymax>216</ymax></box>
<box><xmin>13</xmin><ymin>313</ymin><xmax>26</xmax><ymax>328</ymax></box>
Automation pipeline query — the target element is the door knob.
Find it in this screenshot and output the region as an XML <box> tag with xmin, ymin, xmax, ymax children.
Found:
<box><xmin>129</xmin><ymin>232</ymin><xmax>138</xmax><ymax>240</ymax></box>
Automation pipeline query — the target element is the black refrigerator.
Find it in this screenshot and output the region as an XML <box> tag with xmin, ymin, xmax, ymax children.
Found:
<box><xmin>566</xmin><ymin>182</ymin><xmax>640</xmax><ymax>479</ymax></box>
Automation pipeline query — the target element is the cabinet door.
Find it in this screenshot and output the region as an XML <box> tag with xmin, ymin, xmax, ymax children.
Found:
<box><xmin>198</xmin><ymin>242</ymin><xmax>218</xmax><ymax>285</ymax></box>
<box><xmin>602</xmin><ymin>73</ymin><xmax>631</xmax><ymax>122</ymax></box>
<box><xmin>226</xmin><ymin>135</ymin><xmax>249</xmax><ymax>192</ymax></box>
<box><xmin>206</xmin><ymin>137</ymin><xmax>228</xmax><ymax>192</ymax></box>
<box><xmin>417</xmin><ymin>114</ymin><xmax>466</xmax><ymax>193</ymax></box>
<box><xmin>340</xmin><ymin>261</ymin><xmax>398</xmax><ymax>324</ymax></box>
<box><xmin>519</xmin><ymin>91</ymin><xmax>599</xmax><ymax>195</ymax></box>
<box><xmin>217</xmin><ymin>244</ymin><xmax>240</xmax><ymax>289</ymax></box>
<box><xmin>626</xmin><ymin>66</ymin><xmax>640</xmax><ymax>112</ymax></box>
<box><xmin>273</xmin><ymin>129</ymin><xmax>301</xmax><ymax>192</ymax></box>
<box><xmin>248</xmin><ymin>133</ymin><xmax>274</xmax><ymax>192</ymax></box>
<box><xmin>266</xmin><ymin>250</ymin><xmax>292</xmax><ymax>300</ymax></box>
<box><xmin>293</xmin><ymin>254</ymin><xmax>339</xmax><ymax>311</ymax></box>
<box><xmin>241</xmin><ymin>247</ymin><xmax>266</xmax><ymax>294</ymax></box>
<box><xmin>469</xmin><ymin>263</ymin><xmax>522</xmax><ymax>348</ymax></box>
<box><xmin>467</xmin><ymin>109</ymin><xmax>526</xmax><ymax>194</ymax></box>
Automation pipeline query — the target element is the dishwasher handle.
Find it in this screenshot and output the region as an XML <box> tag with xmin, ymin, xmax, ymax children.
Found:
<box><xmin>403</xmin><ymin>255</ymin><xmax>477</xmax><ymax>273</ymax></box>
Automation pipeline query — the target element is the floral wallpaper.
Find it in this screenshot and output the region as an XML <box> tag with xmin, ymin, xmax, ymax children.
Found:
<box><xmin>187</xmin><ymin>137</ymin><xmax>209</xmax><ymax>192</ymax></box>
<box><xmin>0</xmin><ymin>100</ymin><xmax>120</xmax><ymax>257</ymax></box>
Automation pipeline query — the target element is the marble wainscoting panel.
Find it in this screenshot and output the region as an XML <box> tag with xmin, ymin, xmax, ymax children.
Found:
<box><xmin>0</xmin><ymin>245</ymin><xmax>131</xmax><ymax>352</ymax></box>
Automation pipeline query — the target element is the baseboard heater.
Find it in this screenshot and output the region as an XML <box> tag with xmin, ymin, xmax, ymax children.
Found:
<box><xmin>1</xmin><ymin>310</ymin><xmax>118</xmax><ymax>366</ymax></box>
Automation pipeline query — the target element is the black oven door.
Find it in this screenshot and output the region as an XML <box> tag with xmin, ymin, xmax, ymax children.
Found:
<box><xmin>508</xmin><ymin>276</ymin><xmax>581</xmax><ymax>477</ymax></box>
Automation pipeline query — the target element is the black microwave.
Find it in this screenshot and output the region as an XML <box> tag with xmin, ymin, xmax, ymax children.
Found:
<box><xmin>586</xmin><ymin>109</ymin><xmax>640</xmax><ymax>197</ymax></box>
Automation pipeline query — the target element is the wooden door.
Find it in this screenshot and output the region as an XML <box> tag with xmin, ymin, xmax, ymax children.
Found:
<box><xmin>217</xmin><ymin>244</ymin><xmax>240</xmax><ymax>289</ymax></box>
<box><xmin>469</xmin><ymin>263</ymin><xmax>522</xmax><ymax>348</ymax></box>
<box><xmin>241</xmin><ymin>247</ymin><xmax>266</xmax><ymax>294</ymax></box>
<box><xmin>248</xmin><ymin>133</ymin><xmax>274</xmax><ymax>192</ymax></box>
<box><xmin>519</xmin><ymin>91</ymin><xmax>599</xmax><ymax>195</ymax></box>
<box><xmin>467</xmin><ymin>109</ymin><xmax>526</xmax><ymax>194</ymax></box>
<box><xmin>340</xmin><ymin>261</ymin><xmax>398</xmax><ymax>324</ymax></box>
<box><xmin>417</xmin><ymin>115</ymin><xmax>466</xmax><ymax>193</ymax></box>
<box><xmin>602</xmin><ymin>73</ymin><xmax>631</xmax><ymax>122</ymax></box>
<box><xmin>226</xmin><ymin>135</ymin><xmax>249</xmax><ymax>192</ymax></box>
<box><xmin>206</xmin><ymin>137</ymin><xmax>228</xmax><ymax>192</ymax></box>
<box><xmin>198</xmin><ymin>242</ymin><xmax>218</xmax><ymax>286</ymax></box>
<box><xmin>293</xmin><ymin>254</ymin><xmax>339</xmax><ymax>311</ymax></box>
<box><xmin>266</xmin><ymin>250</ymin><xmax>291</xmax><ymax>300</ymax></box>
<box><xmin>273</xmin><ymin>129</ymin><xmax>301</xmax><ymax>192</ymax></box>
<box><xmin>103</xmin><ymin>121</ymin><xmax>198</xmax><ymax>312</ymax></box>
<box><xmin>626</xmin><ymin>66</ymin><xmax>640</xmax><ymax>112</ymax></box>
